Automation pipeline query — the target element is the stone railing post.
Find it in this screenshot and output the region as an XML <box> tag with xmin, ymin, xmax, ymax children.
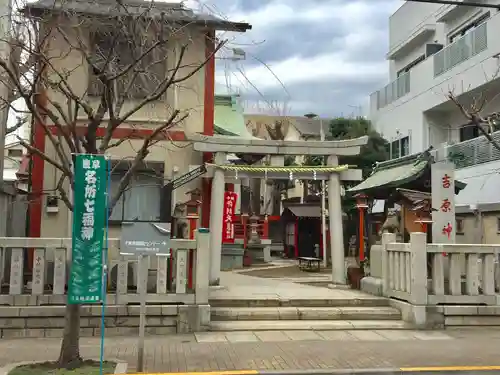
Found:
<box><xmin>381</xmin><ymin>232</ymin><xmax>395</xmax><ymax>296</ymax></box>
<box><xmin>409</xmin><ymin>232</ymin><xmax>428</xmax><ymax>305</ymax></box>
<box><xmin>195</xmin><ymin>228</ymin><xmax>210</xmax><ymax>305</ymax></box>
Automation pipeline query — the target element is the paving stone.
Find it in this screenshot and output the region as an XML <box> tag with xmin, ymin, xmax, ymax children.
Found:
<box><xmin>412</xmin><ymin>331</ymin><xmax>453</xmax><ymax>340</ymax></box>
<box><xmin>0</xmin><ymin>329</ymin><xmax>500</xmax><ymax>372</ymax></box>
<box><xmin>348</xmin><ymin>320</ymin><xmax>409</xmax><ymax>329</ymax></box>
<box><xmin>282</xmin><ymin>330</ymin><xmax>322</xmax><ymax>341</ymax></box>
<box><xmin>347</xmin><ymin>330</ymin><xmax>386</xmax><ymax>341</ymax></box>
<box><xmin>376</xmin><ymin>330</ymin><xmax>418</xmax><ymax>340</ymax></box>
<box><xmin>224</xmin><ymin>331</ymin><xmax>259</xmax><ymax>343</ymax></box>
<box><xmin>254</xmin><ymin>331</ymin><xmax>290</xmax><ymax>342</ymax></box>
<box><xmin>315</xmin><ymin>330</ymin><xmax>358</xmax><ymax>341</ymax></box>
<box><xmin>194</xmin><ymin>332</ymin><xmax>227</xmax><ymax>343</ymax></box>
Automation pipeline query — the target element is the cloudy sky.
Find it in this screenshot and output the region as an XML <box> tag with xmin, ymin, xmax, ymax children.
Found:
<box><xmin>196</xmin><ymin>0</ymin><xmax>401</xmax><ymax>117</ymax></box>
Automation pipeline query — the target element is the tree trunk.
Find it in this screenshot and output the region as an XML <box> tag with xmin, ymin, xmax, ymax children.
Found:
<box><xmin>57</xmin><ymin>304</ymin><xmax>82</xmax><ymax>368</ymax></box>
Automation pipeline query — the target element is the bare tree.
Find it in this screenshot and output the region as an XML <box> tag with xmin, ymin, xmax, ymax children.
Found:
<box><xmin>448</xmin><ymin>90</ymin><xmax>500</xmax><ymax>152</ymax></box>
<box><xmin>0</xmin><ymin>0</ymin><xmax>230</xmax><ymax>367</ymax></box>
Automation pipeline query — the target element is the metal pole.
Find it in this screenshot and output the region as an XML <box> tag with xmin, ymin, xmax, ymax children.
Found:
<box><xmin>319</xmin><ymin>119</ymin><xmax>327</xmax><ymax>267</ymax></box>
<box><xmin>137</xmin><ymin>254</ymin><xmax>147</xmax><ymax>372</ymax></box>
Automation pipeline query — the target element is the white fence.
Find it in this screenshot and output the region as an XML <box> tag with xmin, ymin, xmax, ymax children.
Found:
<box><xmin>382</xmin><ymin>232</ymin><xmax>500</xmax><ymax>306</ymax></box>
<box><xmin>434</xmin><ymin>22</ymin><xmax>488</xmax><ymax>77</ymax></box>
<box><xmin>446</xmin><ymin>130</ymin><xmax>500</xmax><ymax>169</ymax></box>
<box><xmin>373</xmin><ymin>72</ymin><xmax>411</xmax><ymax>109</ymax></box>
<box><xmin>0</xmin><ymin>230</ymin><xmax>210</xmax><ymax>306</ymax></box>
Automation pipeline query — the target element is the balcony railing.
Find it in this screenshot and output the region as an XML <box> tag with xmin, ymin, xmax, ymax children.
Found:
<box><xmin>434</xmin><ymin>22</ymin><xmax>488</xmax><ymax>77</ymax></box>
<box><xmin>446</xmin><ymin>130</ymin><xmax>500</xmax><ymax>169</ymax></box>
<box><xmin>374</xmin><ymin>72</ymin><xmax>411</xmax><ymax>109</ymax></box>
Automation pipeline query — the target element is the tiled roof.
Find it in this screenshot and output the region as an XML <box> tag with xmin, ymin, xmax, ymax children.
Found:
<box><xmin>24</xmin><ymin>0</ymin><xmax>252</xmax><ymax>32</ymax></box>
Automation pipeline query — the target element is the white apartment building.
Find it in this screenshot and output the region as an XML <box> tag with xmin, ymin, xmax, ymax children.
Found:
<box><xmin>370</xmin><ymin>0</ymin><xmax>500</xmax><ymax>212</ymax></box>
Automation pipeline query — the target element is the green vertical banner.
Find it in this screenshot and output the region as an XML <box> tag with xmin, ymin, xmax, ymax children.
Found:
<box><xmin>68</xmin><ymin>154</ymin><xmax>107</xmax><ymax>304</ymax></box>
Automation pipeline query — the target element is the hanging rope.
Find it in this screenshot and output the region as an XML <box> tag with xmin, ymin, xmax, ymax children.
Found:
<box><xmin>207</xmin><ymin>164</ymin><xmax>350</xmax><ymax>173</ymax></box>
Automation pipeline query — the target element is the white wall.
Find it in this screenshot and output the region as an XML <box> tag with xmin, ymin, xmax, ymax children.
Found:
<box><xmin>391</xmin><ymin>34</ymin><xmax>435</xmax><ymax>79</ymax></box>
<box><xmin>389</xmin><ymin>1</ymin><xmax>441</xmax><ymax>51</ymax></box>
<box><xmin>455</xmin><ymin>160</ymin><xmax>500</xmax><ymax>206</ymax></box>
<box><xmin>371</xmin><ymin>10</ymin><xmax>500</xmax><ymax>154</ymax></box>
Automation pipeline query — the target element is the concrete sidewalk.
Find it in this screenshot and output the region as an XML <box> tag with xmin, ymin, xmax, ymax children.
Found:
<box><xmin>1</xmin><ymin>329</ymin><xmax>500</xmax><ymax>373</ymax></box>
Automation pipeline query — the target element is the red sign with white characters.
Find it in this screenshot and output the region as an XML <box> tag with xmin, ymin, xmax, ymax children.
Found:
<box><xmin>222</xmin><ymin>192</ymin><xmax>238</xmax><ymax>243</ymax></box>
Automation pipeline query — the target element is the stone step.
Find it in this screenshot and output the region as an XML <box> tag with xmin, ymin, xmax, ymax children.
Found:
<box><xmin>445</xmin><ymin>316</ymin><xmax>500</xmax><ymax>326</ymax></box>
<box><xmin>208</xmin><ymin>297</ymin><xmax>390</xmax><ymax>308</ymax></box>
<box><xmin>209</xmin><ymin>319</ymin><xmax>412</xmax><ymax>331</ymax></box>
<box><xmin>211</xmin><ymin>306</ymin><xmax>401</xmax><ymax>321</ymax></box>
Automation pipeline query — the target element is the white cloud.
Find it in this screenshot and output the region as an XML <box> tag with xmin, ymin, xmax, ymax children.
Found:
<box><xmin>227</xmin><ymin>0</ymin><xmax>399</xmax><ymax>32</ymax></box>
<box><xmin>217</xmin><ymin>52</ymin><xmax>387</xmax><ymax>92</ymax></box>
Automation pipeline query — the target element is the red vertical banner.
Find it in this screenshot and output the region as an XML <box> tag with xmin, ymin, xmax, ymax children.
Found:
<box><xmin>222</xmin><ymin>192</ymin><xmax>238</xmax><ymax>243</ymax></box>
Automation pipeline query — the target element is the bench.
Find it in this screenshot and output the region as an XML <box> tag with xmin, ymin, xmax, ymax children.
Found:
<box><xmin>298</xmin><ymin>256</ymin><xmax>321</xmax><ymax>272</ymax></box>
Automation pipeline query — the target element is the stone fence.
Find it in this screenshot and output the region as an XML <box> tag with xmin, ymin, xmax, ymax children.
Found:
<box><xmin>0</xmin><ymin>230</ymin><xmax>210</xmax><ymax>338</ymax></box>
<box><xmin>382</xmin><ymin>232</ymin><xmax>500</xmax><ymax>306</ymax></box>
<box><xmin>363</xmin><ymin>232</ymin><xmax>500</xmax><ymax>328</ymax></box>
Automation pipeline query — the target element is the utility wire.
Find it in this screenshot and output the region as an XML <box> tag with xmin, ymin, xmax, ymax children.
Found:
<box><xmin>405</xmin><ymin>0</ymin><xmax>500</xmax><ymax>9</ymax></box>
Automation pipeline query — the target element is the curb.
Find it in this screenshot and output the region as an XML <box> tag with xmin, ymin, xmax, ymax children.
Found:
<box><xmin>0</xmin><ymin>358</ymin><xmax>127</xmax><ymax>375</ymax></box>
<box><xmin>123</xmin><ymin>367</ymin><xmax>500</xmax><ymax>375</ymax></box>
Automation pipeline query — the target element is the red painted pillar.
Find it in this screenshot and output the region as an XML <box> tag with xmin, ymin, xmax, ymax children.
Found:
<box><xmin>263</xmin><ymin>217</ymin><xmax>269</xmax><ymax>239</ymax></box>
<box><xmin>359</xmin><ymin>207</ymin><xmax>365</xmax><ymax>262</ymax></box>
<box><xmin>28</xmin><ymin>90</ymin><xmax>47</xmax><ymax>269</ymax></box>
<box><xmin>187</xmin><ymin>215</ymin><xmax>197</xmax><ymax>290</ymax></box>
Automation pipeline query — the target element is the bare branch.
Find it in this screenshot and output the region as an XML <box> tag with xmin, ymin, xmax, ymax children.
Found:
<box><xmin>108</xmin><ymin>109</ymin><xmax>187</xmax><ymax>210</ymax></box>
<box><xmin>448</xmin><ymin>90</ymin><xmax>500</xmax><ymax>152</ymax></box>
<box><xmin>5</xmin><ymin>116</ymin><xmax>27</xmax><ymax>135</ymax></box>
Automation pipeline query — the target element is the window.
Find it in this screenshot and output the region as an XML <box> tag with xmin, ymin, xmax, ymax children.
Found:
<box><xmin>497</xmin><ymin>217</ymin><xmax>500</xmax><ymax>233</ymax></box>
<box><xmin>390</xmin><ymin>136</ymin><xmax>410</xmax><ymax>159</ymax></box>
<box><xmin>88</xmin><ymin>31</ymin><xmax>166</xmax><ymax>99</ymax></box>
<box><xmin>397</xmin><ymin>55</ymin><xmax>425</xmax><ymax>77</ymax></box>
<box><xmin>448</xmin><ymin>12</ymin><xmax>490</xmax><ymax>43</ymax></box>
<box><xmin>400</xmin><ymin>136</ymin><xmax>410</xmax><ymax>157</ymax></box>
<box><xmin>108</xmin><ymin>171</ymin><xmax>163</xmax><ymax>222</ymax></box>
<box><xmin>456</xmin><ymin>218</ymin><xmax>464</xmax><ymax>234</ymax></box>
<box><xmin>7</xmin><ymin>149</ymin><xmax>22</xmax><ymax>158</ymax></box>
<box><xmin>459</xmin><ymin>125</ymin><xmax>479</xmax><ymax>142</ymax></box>
<box><xmin>391</xmin><ymin>139</ymin><xmax>400</xmax><ymax>159</ymax></box>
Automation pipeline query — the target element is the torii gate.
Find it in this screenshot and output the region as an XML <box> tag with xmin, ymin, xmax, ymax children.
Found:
<box><xmin>190</xmin><ymin>134</ymin><xmax>369</xmax><ymax>286</ymax></box>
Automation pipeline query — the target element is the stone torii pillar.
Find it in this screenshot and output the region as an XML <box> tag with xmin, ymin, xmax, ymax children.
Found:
<box><xmin>208</xmin><ymin>152</ymin><xmax>226</xmax><ymax>285</ymax></box>
<box><xmin>327</xmin><ymin>155</ymin><xmax>345</xmax><ymax>285</ymax></box>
